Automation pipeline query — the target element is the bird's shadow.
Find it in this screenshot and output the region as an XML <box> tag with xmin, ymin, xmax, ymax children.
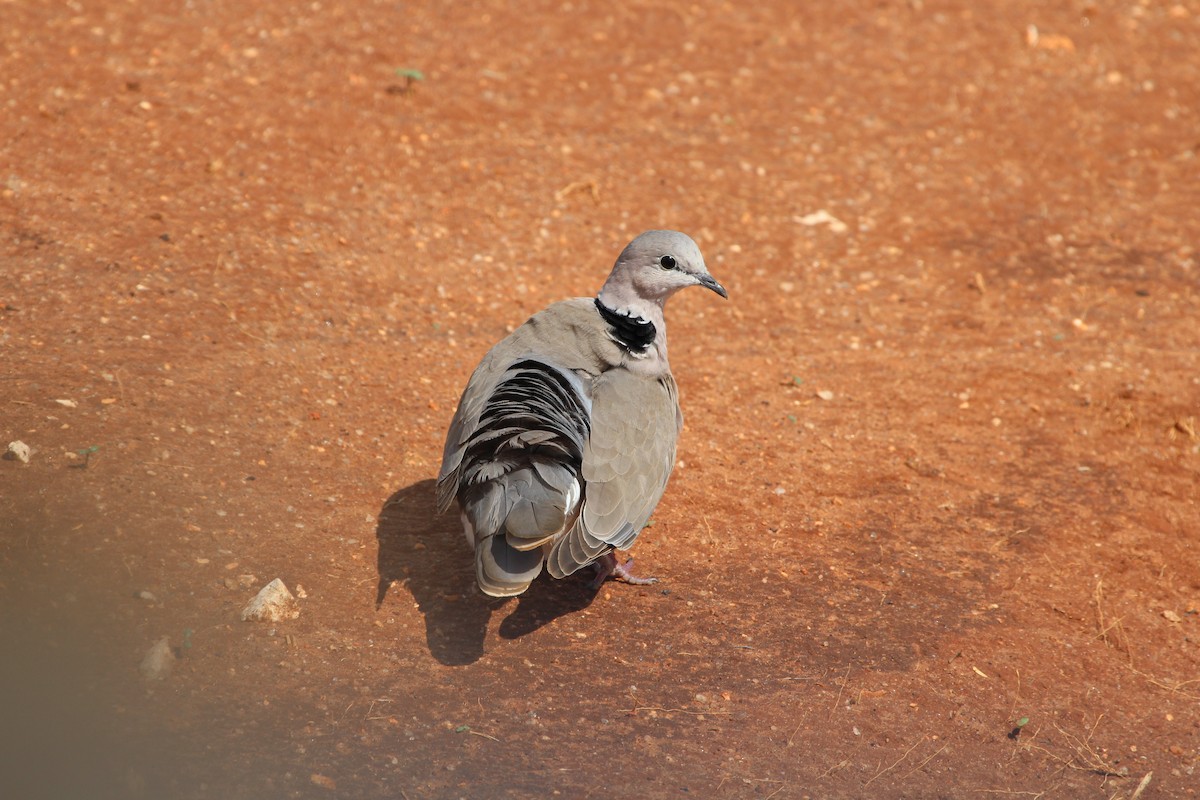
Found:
<box><xmin>375</xmin><ymin>479</ymin><xmax>601</xmax><ymax>665</ymax></box>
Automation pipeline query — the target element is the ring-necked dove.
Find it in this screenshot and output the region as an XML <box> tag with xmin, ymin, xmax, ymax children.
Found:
<box><xmin>437</xmin><ymin>230</ymin><xmax>727</xmax><ymax>597</ymax></box>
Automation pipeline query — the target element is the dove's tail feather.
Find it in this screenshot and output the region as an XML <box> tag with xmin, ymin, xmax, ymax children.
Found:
<box><xmin>455</xmin><ymin>359</ymin><xmax>591</xmax><ymax>597</ymax></box>
<box><xmin>475</xmin><ymin>534</ymin><xmax>544</xmax><ymax>597</ymax></box>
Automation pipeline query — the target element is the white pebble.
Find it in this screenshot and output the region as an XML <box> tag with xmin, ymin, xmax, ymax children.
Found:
<box><xmin>241</xmin><ymin>578</ymin><xmax>300</xmax><ymax>622</ymax></box>
<box><xmin>795</xmin><ymin>210</ymin><xmax>849</xmax><ymax>234</ymax></box>
<box><xmin>6</xmin><ymin>441</ymin><xmax>31</xmax><ymax>464</ymax></box>
<box><xmin>140</xmin><ymin>637</ymin><xmax>174</xmax><ymax>681</ymax></box>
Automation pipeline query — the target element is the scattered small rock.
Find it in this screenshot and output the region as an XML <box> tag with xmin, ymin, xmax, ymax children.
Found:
<box><xmin>795</xmin><ymin>210</ymin><xmax>849</xmax><ymax>234</ymax></box>
<box><xmin>5</xmin><ymin>441</ymin><xmax>31</xmax><ymax>464</ymax></box>
<box><xmin>140</xmin><ymin>637</ymin><xmax>174</xmax><ymax>681</ymax></box>
<box><xmin>241</xmin><ymin>578</ymin><xmax>300</xmax><ymax>622</ymax></box>
<box><xmin>904</xmin><ymin>457</ymin><xmax>944</xmax><ymax>479</ymax></box>
<box><xmin>1025</xmin><ymin>25</ymin><xmax>1076</xmax><ymax>52</ymax></box>
<box><xmin>222</xmin><ymin>574</ymin><xmax>259</xmax><ymax>591</ymax></box>
<box><xmin>310</xmin><ymin>774</ymin><xmax>336</xmax><ymax>790</ymax></box>
<box><xmin>135</xmin><ymin>589</ymin><xmax>158</xmax><ymax>603</ymax></box>
<box><xmin>294</xmin><ymin>584</ymin><xmax>308</xmax><ymax>599</ymax></box>
<box><xmin>54</xmin><ymin>398</ymin><xmax>78</xmax><ymax>408</ymax></box>
<box><xmin>816</xmin><ymin>389</ymin><xmax>835</xmax><ymax>401</ymax></box>
<box><xmin>1162</xmin><ymin>609</ymin><xmax>1183</xmax><ymax>623</ymax></box>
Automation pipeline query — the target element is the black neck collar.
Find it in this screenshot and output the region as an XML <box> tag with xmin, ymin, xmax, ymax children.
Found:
<box><xmin>594</xmin><ymin>298</ymin><xmax>656</xmax><ymax>352</ymax></box>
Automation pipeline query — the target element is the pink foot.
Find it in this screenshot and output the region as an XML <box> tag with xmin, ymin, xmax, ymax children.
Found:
<box><xmin>590</xmin><ymin>553</ymin><xmax>658</xmax><ymax>589</ymax></box>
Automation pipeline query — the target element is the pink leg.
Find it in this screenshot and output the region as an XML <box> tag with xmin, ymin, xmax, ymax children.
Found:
<box><xmin>590</xmin><ymin>553</ymin><xmax>658</xmax><ymax>588</ymax></box>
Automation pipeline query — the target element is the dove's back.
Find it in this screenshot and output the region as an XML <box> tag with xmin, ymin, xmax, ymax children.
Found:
<box><xmin>436</xmin><ymin>298</ymin><xmax>680</xmax><ymax>596</ymax></box>
<box><xmin>436</xmin><ymin>230</ymin><xmax>725</xmax><ymax>597</ymax></box>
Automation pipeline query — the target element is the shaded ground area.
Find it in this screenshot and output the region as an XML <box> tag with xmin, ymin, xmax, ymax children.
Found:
<box><xmin>2</xmin><ymin>1</ymin><xmax>1198</xmax><ymax>797</ymax></box>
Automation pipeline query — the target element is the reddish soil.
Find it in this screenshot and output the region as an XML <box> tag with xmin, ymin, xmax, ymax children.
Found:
<box><xmin>2</xmin><ymin>1</ymin><xmax>1198</xmax><ymax>798</ymax></box>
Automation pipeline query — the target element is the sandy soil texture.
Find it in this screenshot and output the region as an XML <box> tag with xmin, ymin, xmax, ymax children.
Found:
<box><xmin>2</xmin><ymin>1</ymin><xmax>1198</xmax><ymax>798</ymax></box>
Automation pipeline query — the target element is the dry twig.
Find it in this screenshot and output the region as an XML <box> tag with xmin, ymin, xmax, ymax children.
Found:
<box><xmin>901</xmin><ymin>741</ymin><xmax>949</xmax><ymax>779</ymax></box>
<box><xmin>865</xmin><ymin>736</ymin><xmax>925</xmax><ymax>786</ymax></box>
<box><xmin>1020</xmin><ymin>714</ymin><xmax>1125</xmax><ymax>778</ymax></box>
<box><xmin>365</xmin><ymin>698</ymin><xmax>393</xmax><ymax>720</ymax></box>
<box><xmin>554</xmin><ymin>180</ymin><xmax>600</xmax><ymax>203</ymax></box>
<box><xmin>630</xmin><ymin>706</ymin><xmax>730</xmax><ymax>717</ymax></box>
<box><xmin>819</xmin><ymin>759</ymin><xmax>851</xmax><ymax>778</ymax></box>
<box><xmin>1123</xmin><ymin>665</ymin><xmax>1200</xmax><ymax>699</ymax></box>
<box><xmin>1093</xmin><ymin>579</ymin><xmax>1130</xmax><ymax>658</ymax></box>
<box><xmin>830</xmin><ymin>665</ymin><xmax>851</xmax><ymax>717</ymax></box>
<box><xmin>975</xmin><ymin>788</ymin><xmax>1057</xmax><ymax>799</ymax></box>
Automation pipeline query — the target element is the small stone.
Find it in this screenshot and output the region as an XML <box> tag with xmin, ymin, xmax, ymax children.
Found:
<box><xmin>795</xmin><ymin>209</ymin><xmax>849</xmax><ymax>233</ymax></box>
<box><xmin>236</xmin><ymin>574</ymin><xmax>258</xmax><ymax>589</ymax></box>
<box><xmin>241</xmin><ymin>578</ymin><xmax>300</xmax><ymax>622</ymax></box>
<box><xmin>136</xmin><ymin>590</ymin><xmax>157</xmax><ymax>602</ymax></box>
<box><xmin>1162</xmin><ymin>609</ymin><xmax>1183</xmax><ymax>623</ymax></box>
<box><xmin>6</xmin><ymin>441</ymin><xmax>31</xmax><ymax>463</ymax></box>
<box><xmin>140</xmin><ymin>637</ymin><xmax>174</xmax><ymax>681</ymax></box>
<box><xmin>816</xmin><ymin>390</ymin><xmax>835</xmax><ymax>401</ymax></box>
<box><xmin>54</xmin><ymin>398</ymin><xmax>78</xmax><ymax>408</ymax></box>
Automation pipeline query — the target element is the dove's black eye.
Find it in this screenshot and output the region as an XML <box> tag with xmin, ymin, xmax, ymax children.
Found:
<box><xmin>659</xmin><ymin>255</ymin><xmax>677</xmax><ymax>270</ymax></box>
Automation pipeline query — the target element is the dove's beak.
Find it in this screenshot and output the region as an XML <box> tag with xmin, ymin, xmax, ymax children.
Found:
<box><xmin>696</xmin><ymin>273</ymin><xmax>728</xmax><ymax>299</ymax></box>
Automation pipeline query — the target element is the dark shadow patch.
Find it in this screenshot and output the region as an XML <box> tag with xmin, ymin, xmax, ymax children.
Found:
<box><xmin>375</xmin><ymin>479</ymin><xmax>497</xmax><ymax>665</ymax></box>
<box><xmin>375</xmin><ymin>479</ymin><xmax>601</xmax><ymax>665</ymax></box>
<box><xmin>498</xmin><ymin>572</ymin><xmax>599</xmax><ymax>639</ymax></box>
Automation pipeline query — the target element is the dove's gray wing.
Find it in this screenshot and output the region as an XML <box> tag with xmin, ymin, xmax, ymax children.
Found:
<box><xmin>437</xmin><ymin>299</ymin><xmax>616</xmax><ymax>514</ymax></box>
<box><xmin>547</xmin><ymin>368</ymin><xmax>681</xmax><ymax>579</ymax></box>
<box><xmin>436</xmin><ymin>300</ymin><xmax>622</xmax><ymax>596</ymax></box>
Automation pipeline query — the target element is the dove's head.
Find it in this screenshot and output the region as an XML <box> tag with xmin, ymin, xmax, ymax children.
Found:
<box><xmin>599</xmin><ymin>230</ymin><xmax>727</xmax><ymax>308</ymax></box>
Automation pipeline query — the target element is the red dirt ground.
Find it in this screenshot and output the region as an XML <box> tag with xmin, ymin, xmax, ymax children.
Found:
<box><xmin>2</xmin><ymin>1</ymin><xmax>1198</xmax><ymax>798</ymax></box>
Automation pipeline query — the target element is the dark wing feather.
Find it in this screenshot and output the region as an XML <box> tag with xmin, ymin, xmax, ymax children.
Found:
<box><xmin>452</xmin><ymin>358</ymin><xmax>593</xmax><ymax>595</ymax></box>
